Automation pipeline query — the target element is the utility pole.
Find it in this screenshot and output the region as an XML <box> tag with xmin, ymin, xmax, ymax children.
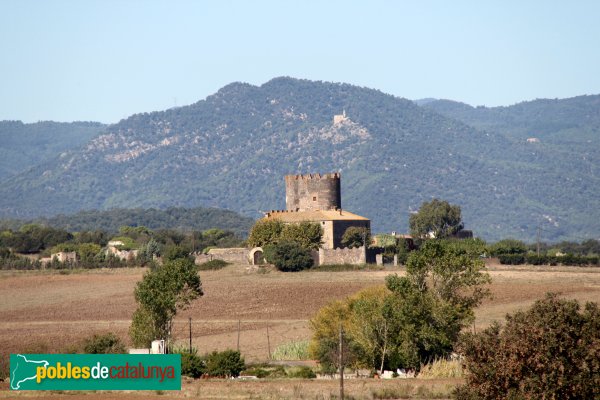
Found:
<box><xmin>536</xmin><ymin>226</ymin><xmax>541</xmax><ymax>257</ymax></box>
<box><xmin>266</xmin><ymin>321</ymin><xmax>271</xmax><ymax>359</ymax></box>
<box><xmin>188</xmin><ymin>317</ymin><xmax>192</xmax><ymax>353</ymax></box>
<box><xmin>339</xmin><ymin>324</ymin><xmax>345</xmax><ymax>400</ymax></box>
<box><xmin>237</xmin><ymin>320</ymin><xmax>241</xmax><ymax>352</ymax></box>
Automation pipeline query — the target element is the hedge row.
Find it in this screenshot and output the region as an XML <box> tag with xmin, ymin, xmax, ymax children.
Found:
<box><xmin>498</xmin><ymin>253</ymin><xmax>600</xmax><ymax>266</ymax></box>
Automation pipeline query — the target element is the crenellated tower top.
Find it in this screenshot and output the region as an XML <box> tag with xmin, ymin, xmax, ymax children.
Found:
<box><xmin>284</xmin><ymin>172</ymin><xmax>341</xmax><ymax>212</ymax></box>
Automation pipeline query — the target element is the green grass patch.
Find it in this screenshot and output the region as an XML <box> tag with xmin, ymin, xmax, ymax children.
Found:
<box><xmin>285</xmin><ymin>366</ymin><xmax>316</xmax><ymax>379</ymax></box>
<box><xmin>312</xmin><ymin>263</ymin><xmax>383</xmax><ymax>271</ymax></box>
<box><xmin>197</xmin><ymin>259</ymin><xmax>230</xmax><ymax>270</ymax></box>
<box><xmin>241</xmin><ymin>363</ymin><xmax>287</xmax><ymax>379</ymax></box>
<box><xmin>271</xmin><ymin>340</ymin><xmax>310</xmax><ymax>360</ymax></box>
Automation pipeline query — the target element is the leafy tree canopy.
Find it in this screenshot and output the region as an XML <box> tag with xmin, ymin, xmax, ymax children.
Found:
<box><xmin>263</xmin><ymin>241</ymin><xmax>314</xmax><ymax>272</ymax></box>
<box><xmin>488</xmin><ymin>238</ymin><xmax>527</xmax><ymax>256</ymax></box>
<box><xmin>341</xmin><ymin>226</ymin><xmax>370</xmax><ymax>249</ymax></box>
<box><xmin>248</xmin><ymin>219</ymin><xmax>323</xmax><ymax>250</ymax></box>
<box><xmin>130</xmin><ymin>257</ymin><xmax>203</xmax><ymax>347</ymax></box>
<box><xmin>310</xmin><ymin>240</ymin><xmax>491</xmax><ymax>372</ymax></box>
<box><xmin>409</xmin><ymin>199</ymin><xmax>463</xmax><ymax>239</ymax></box>
<box><xmin>247</xmin><ymin>219</ymin><xmax>284</xmax><ymax>248</ymax></box>
<box><xmin>456</xmin><ymin>293</ymin><xmax>600</xmax><ymax>400</ymax></box>
<box><xmin>280</xmin><ymin>221</ymin><xmax>323</xmax><ymax>250</ymax></box>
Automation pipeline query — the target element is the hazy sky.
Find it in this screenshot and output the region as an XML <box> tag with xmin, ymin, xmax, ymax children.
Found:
<box><xmin>2</xmin><ymin>0</ymin><xmax>599</xmax><ymax>123</ymax></box>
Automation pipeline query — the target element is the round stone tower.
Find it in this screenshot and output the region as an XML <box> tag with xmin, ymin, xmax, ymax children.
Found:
<box><xmin>285</xmin><ymin>172</ymin><xmax>341</xmax><ymax>212</ymax></box>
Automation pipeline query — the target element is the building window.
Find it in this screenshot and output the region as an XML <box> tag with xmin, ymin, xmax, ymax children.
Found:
<box><xmin>313</xmin><ymin>196</ymin><xmax>317</xmax><ymax>201</ymax></box>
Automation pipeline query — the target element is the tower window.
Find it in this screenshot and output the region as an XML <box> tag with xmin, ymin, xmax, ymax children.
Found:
<box><xmin>313</xmin><ymin>196</ymin><xmax>317</xmax><ymax>201</ymax></box>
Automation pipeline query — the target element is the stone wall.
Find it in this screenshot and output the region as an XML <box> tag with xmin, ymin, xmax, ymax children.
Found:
<box><xmin>52</xmin><ymin>251</ymin><xmax>77</xmax><ymax>263</ymax></box>
<box><xmin>194</xmin><ymin>253</ymin><xmax>212</xmax><ymax>265</ymax></box>
<box><xmin>318</xmin><ymin>246</ymin><xmax>366</xmax><ymax>266</ymax></box>
<box><xmin>207</xmin><ymin>248</ymin><xmax>249</xmax><ymax>264</ymax></box>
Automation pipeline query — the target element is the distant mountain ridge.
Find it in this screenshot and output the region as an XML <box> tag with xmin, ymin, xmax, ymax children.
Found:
<box><xmin>0</xmin><ymin>207</ymin><xmax>253</xmax><ymax>237</ymax></box>
<box><xmin>422</xmin><ymin>95</ymin><xmax>600</xmax><ymax>144</ymax></box>
<box><xmin>0</xmin><ymin>77</ymin><xmax>598</xmax><ymax>242</ymax></box>
<box><xmin>0</xmin><ymin>120</ymin><xmax>106</xmax><ymax>180</ymax></box>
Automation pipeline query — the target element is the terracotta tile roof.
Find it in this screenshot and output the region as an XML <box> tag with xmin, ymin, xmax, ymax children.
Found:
<box><xmin>264</xmin><ymin>209</ymin><xmax>369</xmax><ymax>222</ymax></box>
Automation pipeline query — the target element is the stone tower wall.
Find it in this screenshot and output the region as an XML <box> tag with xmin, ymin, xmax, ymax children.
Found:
<box><xmin>285</xmin><ymin>172</ymin><xmax>341</xmax><ymax>212</ymax></box>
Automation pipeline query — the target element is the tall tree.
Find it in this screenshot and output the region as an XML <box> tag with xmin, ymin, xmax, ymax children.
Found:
<box><xmin>409</xmin><ymin>199</ymin><xmax>463</xmax><ymax>239</ymax></box>
<box><xmin>247</xmin><ymin>219</ymin><xmax>284</xmax><ymax>248</ymax></box>
<box><xmin>341</xmin><ymin>226</ymin><xmax>370</xmax><ymax>248</ymax></box>
<box><xmin>309</xmin><ymin>239</ymin><xmax>491</xmax><ymax>372</ymax></box>
<box><xmin>280</xmin><ymin>221</ymin><xmax>323</xmax><ymax>250</ymax></box>
<box><xmin>248</xmin><ymin>219</ymin><xmax>323</xmax><ymax>250</ymax></box>
<box><xmin>384</xmin><ymin>239</ymin><xmax>490</xmax><ymax>370</ymax></box>
<box><xmin>129</xmin><ymin>257</ymin><xmax>203</xmax><ymax>347</ymax></box>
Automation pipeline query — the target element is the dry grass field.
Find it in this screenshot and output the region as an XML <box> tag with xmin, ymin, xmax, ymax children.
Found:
<box><xmin>1</xmin><ymin>261</ymin><xmax>599</xmax><ymax>399</ymax></box>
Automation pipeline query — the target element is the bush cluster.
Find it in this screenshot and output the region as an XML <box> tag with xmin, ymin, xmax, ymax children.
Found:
<box><xmin>83</xmin><ymin>333</ymin><xmax>126</xmax><ymax>354</ymax></box>
<box><xmin>455</xmin><ymin>294</ymin><xmax>600</xmax><ymax>399</ymax></box>
<box><xmin>197</xmin><ymin>259</ymin><xmax>229</xmax><ymax>271</ymax></box>
<box><xmin>0</xmin><ymin>223</ymin><xmax>245</xmax><ymax>270</ymax></box>
<box><xmin>263</xmin><ymin>241</ymin><xmax>314</xmax><ymax>272</ymax></box>
<box><xmin>180</xmin><ymin>352</ymin><xmax>205</xmax><ymax>378</ymax></box>
<box><xmin>240</xmin><ymin>364</ymin><xmax>316</xmax><ymax>379</ymax></box>
<box><xmin>178</xmin><ymin>349</ymin><xmax>245</xmax><ymax>378</ymax></box>
<box><xmin>498</xmin><ymin>253</ymin><xmax>599</xmax><ymax>266</ymax></box>
<box><xmin>286</xmin><ymin>366</ymin><xmax>316</xmax><ymax>379</ymax></box>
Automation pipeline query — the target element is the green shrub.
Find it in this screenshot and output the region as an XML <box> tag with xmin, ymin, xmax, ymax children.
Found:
<box><xmin>240</xmin><ymin>366</ymin><xmax>271</xmax><ymax>378</ymax></box>
<box><xmin>263</xmin><ymin>241</ymin><xmax>314</xmax><ymax>272</ymax></box>
<box><xmin>180</xmin><ymin>352</ymin><xmax>205</xmax><ymax>378</ymax></box>
<box><xmin>313</xmin><ymin>263</ymin><xmax>382</xmax><ymax>271</ymax></box>
<box><xmin>498</xmin><ymin>253</ymin><xmax>600</xmax><ymax>266</ymax></box>
<box><xmin>163</xmin><ymin>245</ymin><xmax>191</xmax><ymax>262</ymax></box>
<box><xmin>525</xmin><ymin>254</ymin><xmax>547</xmax><ymax>265</ymax></box>
<box><xmin>197</xmin><ymin>259</ymin><xmax>229</xmax><ymax>270</ymax></box>
<box><xmin>341</xmin><ymin>226</ymin><xmax>370</xmax><ymax>248</ymax></box>
<box><xmin>286</xmin><ymin>366</ymin><xmax>316</xmax><ymax>379</ymax></box>
<box><xmin>497</xmin><ymin>254</ymin><xmax>525</xmax><ymax>265</ymax></box>
<box><xmin>456</xmin><ymin>293</ymin><xmax>600</xmax><ymax>400</ymax></box>
<box><xmin>83</xmin><ymin>333</ymin><xmax>126</xmax><ymax>354</ymax></box>
<box><xmin>489</xmin><ymin>239</ymin><xmax>527</xmax><ymax>256</ymax></box>
<box><xmin>205</xmin><ymin>350</ymin><xmax>245</xmax><ymax>378</ymax></box>
<box><xmin>240</xmin><ymin>364</ymin><xmax>289</xmax><ymax>378</ymax></box>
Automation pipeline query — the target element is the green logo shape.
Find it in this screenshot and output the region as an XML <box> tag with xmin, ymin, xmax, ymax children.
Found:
<box><xmin>10</xmin><ymin>354</ymin><xmax>181</xmax><ymax>391</ymax></box>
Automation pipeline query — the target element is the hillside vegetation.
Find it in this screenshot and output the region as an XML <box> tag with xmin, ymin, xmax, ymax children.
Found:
<box><xmin>0</xmin><ymin>120</ymin><xmax>106</xmax><ymax>180</ymax></box>
<box><xmin>0</xmin><ymin>78</ymin><xmax>598</xmax><ymax>241</ymax></box>
<box><xmin>0</xmin><ymin>207</ymin><xmax>253</xmax><ymax>237</ymax></box>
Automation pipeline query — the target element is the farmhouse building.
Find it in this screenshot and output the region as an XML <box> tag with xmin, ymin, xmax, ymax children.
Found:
<box><xmin>263</xmin><ymin>172</ymin><xmax>371</xmax><ymax>249</ymax></box>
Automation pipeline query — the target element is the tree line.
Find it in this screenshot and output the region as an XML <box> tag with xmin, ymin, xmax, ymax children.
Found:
<box><xmin>0</xmin><ymin>224</ymin><xmax>244</xmax><ymax>270</ymax></box>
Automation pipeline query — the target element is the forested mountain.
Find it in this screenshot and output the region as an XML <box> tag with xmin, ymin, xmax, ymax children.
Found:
<box><xmin>0</xmin><ymin>207</ymin><xmax>253</xmax><ymax>237</ymax></box>
<box><xmin>0</xmin><ymin>121</ymin><xmax>106</xmax><ymax>180</ymax></box>
<box><xmin>422</xmin><ymin>95</ymin><xmax>600</xmax><ymax>144</ymax></box>
<box><xmin>0</xmin><ymin>78</ymin><xmax>598</xmax><ymax>242</ymax></box>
